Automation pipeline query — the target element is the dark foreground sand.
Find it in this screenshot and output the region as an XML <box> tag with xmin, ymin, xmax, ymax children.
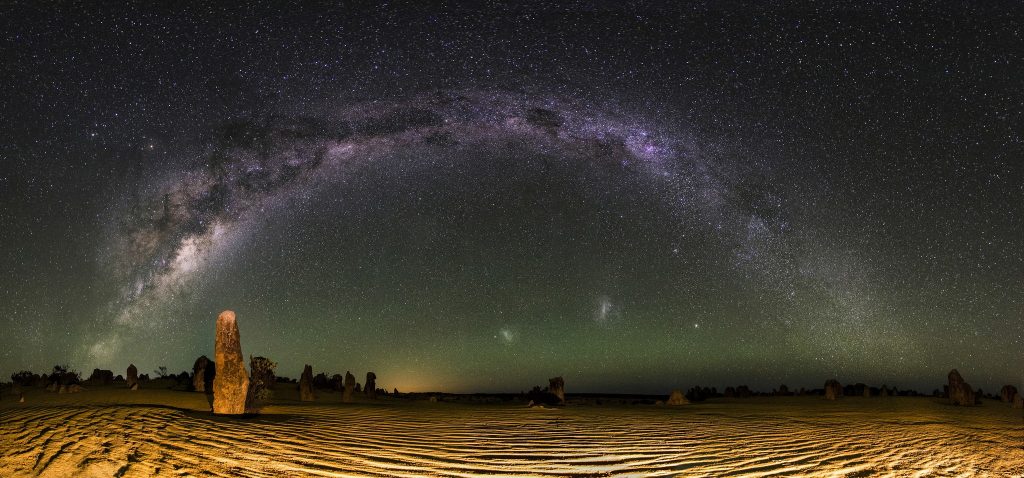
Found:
<box><xmin>1</xmin><ymin>386</ymin><xmax>1022</xmax><ymax>477</ymax></box>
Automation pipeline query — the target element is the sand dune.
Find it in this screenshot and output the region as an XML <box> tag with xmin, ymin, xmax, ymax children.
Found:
<box><xmin>1</xmin><ymin>388</ymin><xmax>1022</xmax><ymax>477</ymax></box>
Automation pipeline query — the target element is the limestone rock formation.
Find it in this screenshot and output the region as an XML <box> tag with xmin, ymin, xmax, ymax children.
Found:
<box><xmin>192</xmin><ymin>355</ymin><xmax>215</xmax><ymax>393</ymax></box>
<box><xmin>947</xmin><ymin>369</ymin><xmax>976</xmax><ymax>406</ymax></box>
<box><xmin>824</xmin><ymin>379</ymin><xmax>842</xmax><ymax>400</ymax></box>
<box><xmin>126</xmin><ymin>364</ymin><xmax>139</xmax><ymax>390</ymax></box>
<box><xmin>299</xmin><ymin>365</ymin><xmax>315</xmax><ymax>401</ymax></box>
<box><xmin>213</xmin><ymin>310</ymin><xmax>249</xmax><ymax>415</ymax></box>
<box><xmin>1014</xmin><ymin>393</ymin><xmax>1023</xmax><ymax>409</ymax></box>
<box><xmin>365</xmin><ymin>372</ymin><xmax>377</xmax><ymax>399</ymax></box>
<box><xmin>863</xmin><ymin>385</ymin><xmax>871</xmax><ymax>398</ymax></box>
<box><xmin>87</xmin><ymin>369</ymin><xmax>114</xmax><ymax>385</ymax></box>
<box><xmin>880</xmin><ymin>385</ymin><xmax>890</xmax><ymax>397</ymax></box>
<box><xmin>666</xmin><ymin>389</ymin><xmax>689</xmax><ymax>405</ymax></box>
<box><xmin>549</xmin><ymin>376</ymin><xmax>566</xmax><ymax>405</ymax></box>
<box><xmin>342</xmin><ymin>371</ymin><xmax>356</xmax><ymax>403</ymax></box>
<box><xmin>1000</xmin><ymin>385</ymin><xmax>1018</xmax><ymax>403</ymax></box>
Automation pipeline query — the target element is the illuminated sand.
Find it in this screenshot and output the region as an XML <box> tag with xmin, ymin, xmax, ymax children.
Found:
<box><xmin>1</xmin><ymin>387</ymin><xmax>1022</xmax><ymax>477</ymax></box>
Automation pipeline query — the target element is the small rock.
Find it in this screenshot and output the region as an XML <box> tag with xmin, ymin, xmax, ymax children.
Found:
<box><xmin>1000</xmin><ymin>385</ymin><xmax>1018</xmax><ymax>404</ymax></box>
<box><xmin>299</xmin><ymin>365</ymin><xmax>315</xmax><ymax>402</ymax></box>
<box><xmin>365</xmin><ymin>372</ymin><xmax>377</xmax><ymax>399</ymax></box>
<box><xmin>342</xmin><ymin>371</ymin><xmax>356</xmax><ymax>403</ymax></box>
<box><xmin>126</xmin><ymin>364</ymin><xmax>139</xmax><ymax>390</ymax></box>
<box><xmin>666</xmin><ymin>389</ymin><xmax>689</xmax><ymax>406</ymax></box>
<box><xmin>548</xmin><ymin>376</ymin><xmax>566</xmax><ymax>405</ymax></box>
<box><xmin>824</xmin><ymin>379</ymin><xmax>843</xmax><ymax>400</ymax></box>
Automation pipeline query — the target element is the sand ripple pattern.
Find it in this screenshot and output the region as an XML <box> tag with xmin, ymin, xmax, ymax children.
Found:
<box><xmin>2</xmin><ymin>395</ymin><xmax>1023</xmax><ymax>477</ymax></box>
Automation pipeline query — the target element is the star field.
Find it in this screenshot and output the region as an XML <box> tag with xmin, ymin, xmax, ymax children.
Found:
<box><xmin>1</xmin><ymin>2</ymin><xmax>1021</xmax><ymax>394</ymax></box>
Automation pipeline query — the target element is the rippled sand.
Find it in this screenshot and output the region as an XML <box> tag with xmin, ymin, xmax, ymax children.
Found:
<box><xmin>1</xmin><ymin>387</ymin><xmax>1022</xmax><ymax>477</ymax></box>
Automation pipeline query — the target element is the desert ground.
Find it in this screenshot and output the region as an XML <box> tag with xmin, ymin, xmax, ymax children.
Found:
<box><xmin>1</xmin><ymin>386</ymin><xmax>1022</xmax><ymax>477</ymax></box>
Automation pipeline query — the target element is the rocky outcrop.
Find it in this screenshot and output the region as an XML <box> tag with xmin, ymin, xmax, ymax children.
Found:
<box><xmin>299</xmin><ymin>365</ymin><xmax>315</xmax><ymax>401</ymax></box>
<box><xmin>342</xmin><ymin>371</ymin><xmax>356</xmax><ymax>403</ymax></box>
<box><xmin>1014</xmin><ymin>393</ymin><xmax>1023</xmax><ymax>409</ymax></box>
<box><xmin>365</xmin><ymin>372</ymin><xmax>377</xmax><ymax>399</ymax></box>
<box><xmin>87</xmin><ymin>369</ymin><xmax>114</xmax><ymax>385</ymax></box>
<box><xmin>193</xmin><ymin>355</ymin><xmax>215</xmax><ymax>393</ymax></box>
<box><xmin>127</xmin><ymin>364</ymin><xmax>139</xmax><ymax>390</ymax></box>
<box><xmin>666</xmin><ymin>389</ymin><xmax>689</xmax><ymax>405</ymax></box>
<box><xmin>549</xmin><ymin>376</ymin><xmax>565</xmax><ymax>405</ymax></box>
<box><xmin>948</xmin><ymin>369</ymin><xmax>977</xmax><ymax>406</ymax></box>
<box><xmin>824</xmin><ymin>379</ymin><xmax>842</xmax><ymax>400</ymax></box>
<box><xmin>328</xmin><ymin>374</ymin><xmax>343</xmax><ymax>390</ymax></box>
<box><xmin>1000</xmin><ymin>385</ymin><xmax>1018</xmax><ymax>403</ymax></box>
<box><xmin>213</xmin><ymin>310</ymin><xmax>249</xmax><ymax>415</ymax></box>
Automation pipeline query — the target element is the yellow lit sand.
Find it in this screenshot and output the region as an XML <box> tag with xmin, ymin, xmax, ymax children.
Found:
<box><xmin>1</xmin><ymin>386</ymin><xmax>1022</xmax><ymax>477</ymax></box>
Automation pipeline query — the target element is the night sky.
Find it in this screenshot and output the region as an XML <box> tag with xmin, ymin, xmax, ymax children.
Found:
<box><xmin>1</xmin><ymin>2</ymin><xmax>1021</xmax><ymax>394</ymax></box>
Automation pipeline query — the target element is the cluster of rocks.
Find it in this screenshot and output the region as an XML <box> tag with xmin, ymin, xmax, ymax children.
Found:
<box><xmin>305</xmin><ymin>370</ymin><xmax>384</xmax><ymax>398</ymax></box>
<box><xmin>724</xmin><ymin>386</ymin><xmax>752</xmax><ymax>398</ymax></box>
<box><xmin>947</xmin><ymin>369</ymin><xmax>978</xmax><ymax>406</ymax></box>
<box><xmin>86</xmin><ymin>369</ymin><xmax>114</xmax><ymax>385</ymax></box>
<box><xmin>44</xmin><ymin>382</ymin><xmax>86</xmax><ymax>394</ymax></box>
<box><xmin>525</xmin><ymin>376</ymin><xmax>567</xmax><ymax>407</ymax></box>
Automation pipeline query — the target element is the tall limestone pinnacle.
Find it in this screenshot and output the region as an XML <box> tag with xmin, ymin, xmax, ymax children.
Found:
<box><xmin>213</xmin><ymin>310</ymin><xmax>249</xmax><ymax>415</ymax></box>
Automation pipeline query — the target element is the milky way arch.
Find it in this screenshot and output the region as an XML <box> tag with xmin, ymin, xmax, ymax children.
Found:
<box><xmin>89</xmin><ymin>90</ymin><xmax>882</xmax><ymax>367</ymax></box>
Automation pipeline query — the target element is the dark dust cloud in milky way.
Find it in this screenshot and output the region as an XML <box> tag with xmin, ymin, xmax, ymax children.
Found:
<box><xmin>0</xmin><ymin>2</ymin><xmax>1021</xmax><ymax>393</ymax></box>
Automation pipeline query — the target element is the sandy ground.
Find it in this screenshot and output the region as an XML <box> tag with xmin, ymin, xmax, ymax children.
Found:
<box><xmin>1</xmin><ymin>386</ymin><xmax>1022</xmax><ymax>477</ymax></box>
